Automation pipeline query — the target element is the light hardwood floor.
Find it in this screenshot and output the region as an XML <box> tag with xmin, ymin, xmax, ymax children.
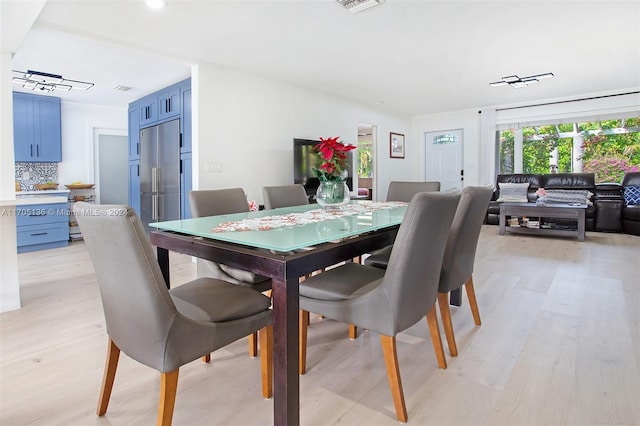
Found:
<box><xmin>1</xmin><ymin>227</ymin><xmax>639</xmax><ymax>425</ymax></box>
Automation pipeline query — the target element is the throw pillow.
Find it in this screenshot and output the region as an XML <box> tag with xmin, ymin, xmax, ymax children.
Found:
<box><xmin>497</xmin><ymin>182</ymin><xmax>529</xmax><ymax>202</ymax></box>
<box><xmin>624</xmin><ymin>185</ymin><xmax>640</xmax><ymax>205</ymax></box>
<box><xmin>544</xmin><ymin>189</ymin><xmax>592</xmax><ymax>205</ymax></box>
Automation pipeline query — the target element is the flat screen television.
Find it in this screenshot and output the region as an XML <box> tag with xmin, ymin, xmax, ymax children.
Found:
<box><xmin>293</xmin><ymin>138</ymin><xmax>353</xmax><ymax>196</ymax></box>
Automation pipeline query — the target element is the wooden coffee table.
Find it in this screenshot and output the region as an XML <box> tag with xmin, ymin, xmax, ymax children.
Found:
<box><xmin>499</xmin><ymin>202</ymin><xmax>587</xmax><ymax>241</ymax></box>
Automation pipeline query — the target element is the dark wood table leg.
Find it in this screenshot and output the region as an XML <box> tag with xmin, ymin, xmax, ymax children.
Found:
<box><xmin>157</xmin><ymin>247</ymin><xmax>170</xmax><ymax>289</ymax></box>
<box><xmin>271</xmin><ymin>278</ymin><xmax>300</xmax><ymax>426</ymax></box>
<box><xmin>449</xmin><ymin>288</ymin><xmax>462</xmax><ymax>306</ymax></box>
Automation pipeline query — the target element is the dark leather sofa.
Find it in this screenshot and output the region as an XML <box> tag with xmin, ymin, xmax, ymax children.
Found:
<box><xmin>622</xmin><ymin>172</ymin><xmax>640</xmax><ymax>235</ymax></box>
<box><xmin>486</xmin><ymin>172</ymin><xmax>612</xmax><ymax>232</ymax></box>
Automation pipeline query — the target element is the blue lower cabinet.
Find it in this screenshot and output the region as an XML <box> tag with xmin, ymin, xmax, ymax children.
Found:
<box><xmin>180</xmin><ymin>153</ymin><xmax>192</xmax><ymax>219</ymax></box>
<box><xmin>129</xmin><ymin>160</ymin><xmax>141</xmax><ymax>215</ymax></box>
<box><xmin>16</xmin><ymin>203</ymin><xmax>69</xmax><ymax>253</ymax></box>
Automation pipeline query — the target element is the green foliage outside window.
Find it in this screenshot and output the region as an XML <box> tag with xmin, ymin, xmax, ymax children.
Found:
<box><xmin>357</xmin><ymin>145</ymin><xmax>373</xmax><ymax>177</ymax></box>
<box><xmin>580</xmin><ymin>119</ymin><xmax>639</xmax><ymax>182</ymax></box>
<box><xmin>497</xmin><ymin>119</ymin><xmax>640</xmax><ymax>182</ymax></box>
<box><xmin>498</xmin><ymin>130</ymin><xmax>514</xmax><ymax>174</ymax></box>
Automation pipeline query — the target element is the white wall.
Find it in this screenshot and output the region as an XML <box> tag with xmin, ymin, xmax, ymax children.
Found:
<box><xmin>58</xmin><ymin>102</ymin><xmax>127</xmax><ymax>186</ymax></box>
<box><xmin>192</xmin><ymin>63</ymin><xmax>412</xmax><ymax>203</ymax></box>
<box><xmin>1</xmin><ymin>52</ymin><xmax>20</xmax><ymax>313</ymax></box>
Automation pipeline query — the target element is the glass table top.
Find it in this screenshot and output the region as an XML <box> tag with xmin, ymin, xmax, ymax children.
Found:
<box><xmin>149</xmin><ymin>202</ymin><xmax>407</xmax><ymax>252</ymax></box>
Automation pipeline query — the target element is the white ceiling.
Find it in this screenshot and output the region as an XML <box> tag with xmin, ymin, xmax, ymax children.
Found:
<box><xmin>6</xmin><ymin>0</ymin><xmax>640</xmax><ymax>115</ymax></box>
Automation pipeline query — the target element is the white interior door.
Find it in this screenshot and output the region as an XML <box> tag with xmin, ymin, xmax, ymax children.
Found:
<box><xmin>425</xmin><ymin>129</ymin><xmax>463</xmax><ymax>191</ymax></box>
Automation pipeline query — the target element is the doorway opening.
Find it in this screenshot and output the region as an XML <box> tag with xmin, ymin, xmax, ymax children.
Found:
<box><xmin>93</xmin><ymin>128</ymin><xmax>128</xmax><ymax>204</ymax></box>
<box><xmin>357</xmin><ymin>123</ymin><xmax>376</xmax><ymax>200</ymax></box>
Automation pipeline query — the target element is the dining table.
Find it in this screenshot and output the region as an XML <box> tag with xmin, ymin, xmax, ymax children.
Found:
<box><xmin>149</xmin><ymin>201</ymin><xmax>408</xmax><ymax>425</ymax></box>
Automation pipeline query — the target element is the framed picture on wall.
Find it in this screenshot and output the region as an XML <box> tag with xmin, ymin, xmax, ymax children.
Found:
<box><xmin>390</xmin><ymin>132</ymin><xmax>405</xmax><ymax>158</ymax></box>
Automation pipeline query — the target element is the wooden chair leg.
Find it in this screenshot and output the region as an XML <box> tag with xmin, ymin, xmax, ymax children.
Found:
<box><xmin>97</xmin><ymin>337</ymin><xmax>120</xmax><ymax>416</ymax></box>
<box><xmin>201</xmin><ymin>354</ymin><xmax>211</xmax><ymax>363</ymax></box>
<box><xmin>157</xmin><ymin>370</ymin><xmax>179</xmax><ymax>426</ymax></box>
<box><xmin>259</xmin><ymin>324</ymin><xmax>273</xmax><ymax>399</ymax></box>
<box><xmin>437</xmin><ymin>292</ymin><xmax>458</xmax><ymax>357</ymax></box>
<box><xmin>464</xmin><ymin>276</ymin><xmax>482</xmax><ymax>326</ymax></box>
<box><xmin>426</xmin><ymin>304</ymin><xmax>447</xmax><ymax>369</ymax></box>
<box><xmin>299</xmin><ymin>310</ymin><xmax>309</xmax><ymax>375</ymax></box>
<box><xmin>380</xmin><ymin>335</ymin><xmax>408</xmax><ymax>423</ymax></box>
<box><xmin>248</xmin><ymin>332</ymin><xmax>258</xmax><ymax>358</ymax></box>
<box><xmin>348</xmin><ymin>324</ymin><xmax>358</xmax><ymax>340</ymax></box>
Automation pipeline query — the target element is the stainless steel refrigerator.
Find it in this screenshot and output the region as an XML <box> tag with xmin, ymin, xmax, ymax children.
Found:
<box><xmin>139</xmin><ymin>119</ymin><xmax>181</xmax><ymax>231</ymax></box>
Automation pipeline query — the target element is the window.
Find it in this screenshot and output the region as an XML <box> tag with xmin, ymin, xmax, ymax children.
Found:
<box><xmin>496</xmin><ymin>118</ymin><xmax>640</xmax><ymax>182</ymax></box>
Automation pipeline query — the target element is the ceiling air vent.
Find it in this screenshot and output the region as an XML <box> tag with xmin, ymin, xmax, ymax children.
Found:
<box><xmin>114</xmin><ymin>85</ymin><xmax>134</xmax><ymax>92</ymax></box>
<box><xmin>337</xmin><ymin>0</ymin><xmax>383</xmax><ymax>14</ymax></box>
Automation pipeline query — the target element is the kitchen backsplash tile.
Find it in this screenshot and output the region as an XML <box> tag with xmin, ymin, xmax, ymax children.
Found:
<box><xmin>15</xmin><ymin>163</ymin><xmax>59</xmax><ymax>191</ymax></box>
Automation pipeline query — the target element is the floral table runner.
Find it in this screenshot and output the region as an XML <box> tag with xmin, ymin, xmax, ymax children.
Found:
<box><xmin>210</xmin><ymin>201</ymin><xmax>407</xmax><ymax>233</ymax></box>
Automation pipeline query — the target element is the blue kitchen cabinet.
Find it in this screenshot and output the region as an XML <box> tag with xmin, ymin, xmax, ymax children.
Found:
<box><xmin>128</xmin><ymin>104</ymin><xmax>140</xmax><ymax>160</ymax></box>
<box><xmin>180</xmin><ymin>153</ymin><xmax>192</xmax><ymax>219</ymax></box>
<box><xmin>138</xmin><ymin>95</ymin><xmax>158</xmax><ymax>127</ymax></box>
<box><xmin>13</xmin><ymin>92</ymin><xmax>62</xmax><ymax>162</ymax></box>
<box><xmin>181</xmin><ymin>88</ymin><xmax>192</xmax><ymax>153</ymax></box>
<box><xmin>158</xmin><ymin>86</ymin><xmax>180</xmax><ymax>120</ymax></box>
<box><xmin>129</xmin><ymin>160</ymin><xmax>141</xmax><ymax>215</ymax></box>
<box><xmin>16</xmin><ymin>202</ymin><xmax>69</xmax><ymax>252</ymax></box>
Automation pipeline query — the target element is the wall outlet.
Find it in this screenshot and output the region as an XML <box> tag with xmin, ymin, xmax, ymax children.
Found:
<box><xmin>206</xmin><ymin>162</ymin><xmax>223</xmax><ymax>172</ymax></box>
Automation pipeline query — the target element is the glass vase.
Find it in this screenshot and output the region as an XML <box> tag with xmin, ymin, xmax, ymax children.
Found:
<box><xmin>315</xmin><ymin>180</ymin><xmax>350</xmax><ymax>210</ymax></box>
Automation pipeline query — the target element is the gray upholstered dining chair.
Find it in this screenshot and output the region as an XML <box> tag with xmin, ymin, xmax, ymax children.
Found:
<box><xmin>262</xmin><ymin>184</ymin><xmax>309</xmax><ymax>210</ymax></box>
<box><xmin>386</xmin><ymin>180</ymin><xmax>441</xmax><ymax>202</ymax></box>
<box><xmin>364</xmin><ymin>180</ymin><xmax>441</xmax><ymax>269</ymax></box>
<box><xmin>73</xmin><ymin>202</ymin><xmax>273</xmax><ymax>426</ymax></box>
<box><xmin>189</xmin><ymin>188</ymin><xmax>272</xmax><ymax>359</ymax></box>
<box><xmin>298</xmin><ymin>192</ymin><xmax>460</xmax><ymax>422</ymax></box>
<box><xmin>436</xmin><ymin>185</ymin><xmax>493</xmax><ymax>357</ymax></box>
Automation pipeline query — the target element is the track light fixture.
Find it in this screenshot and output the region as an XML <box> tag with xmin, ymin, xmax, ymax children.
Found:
<box><xmin>490</xmin><ymin>73</ymin><xmax>554</xmax><ymax>89</ymax></box>
<box><xmin>12</xmin><ymin>70</ymin><xmax>94</xmax><ymax>93</ymax></box>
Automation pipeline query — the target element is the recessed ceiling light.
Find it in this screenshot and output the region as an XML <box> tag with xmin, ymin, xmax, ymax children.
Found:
<box><xmin>490</xmin><ymin>72</ymin><xmax>554</xmax><ymax>88</ymax></box>
<box><xmin>146</xmin><ymin>0</ymin><xmax>167</xmax><ymax>9</ymax></box>
<box><xmin>337</xmin><ymin>0</ymin><xmax>384</xmax><ymax>14</ymax></box>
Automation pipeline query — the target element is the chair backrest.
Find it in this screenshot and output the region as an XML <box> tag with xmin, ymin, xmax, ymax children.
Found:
<box><xmin>386</xmin><ymin>181</ymin><xmax>440</xmax><ymax>202</ymax></box>
<box><xmin>381</xmin><ymin>192</ymin><xmax>460</xmax><ymax>334</ymax></box>
<box><xmin>73</xmin><ymin>202</ymin><xmax>179</xmax><ymax>370</ymax></box>
<box><xmin>439</xmin><ymin>186</ymin><xmax>493</xmax><ymax>293</ymax></box>
<box><xmin>622</xmin><ymin>171</ymin><xmax>640</xmax><ymax>187</ymax></box>
<box><xmin>189</xmin><ymin>188</ymin><xmax>249</xmax><ymax>217</ymax></box>
<box><xmin>262</xmin><ymin>184</ymin><xmax>309</xmax><ymax>209</ymax></box>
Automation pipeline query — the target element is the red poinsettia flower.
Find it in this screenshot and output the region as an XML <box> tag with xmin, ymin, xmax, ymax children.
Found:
<box><xmin>314</xmin><ymin>137</ymin><xmax>356</xmax><ymax>181</ymax></box>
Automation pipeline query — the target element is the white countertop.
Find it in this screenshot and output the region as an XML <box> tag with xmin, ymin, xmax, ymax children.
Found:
<box><xmin>1</xmin><ymin>196</ymin><xmax>68</xmax><ymax>207</ymax></box>
<box><xmin>17</xmin><ymin>190</ymin><xmax>70</xmax><ymax>196</ymax></box>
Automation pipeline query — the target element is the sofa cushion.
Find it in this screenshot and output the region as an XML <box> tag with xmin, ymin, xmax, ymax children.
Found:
<box><xmin>542</xmin><ymin>173</ymin><xmax>595</xmax><ymax>190</ymax></box>
<box><xmin>497</xmin><ymin>182</ymin><xmax>529</xmax><ymax>202</ymax></box>
<box><xmin>624</xmin><ymin>185</ymin><xmax>640</xmax><ymax>205</ymax></box>
<box><xmin>544</xmin><ymin>189</ymin><xmax>593</xmax><ymax>205</ymax></box>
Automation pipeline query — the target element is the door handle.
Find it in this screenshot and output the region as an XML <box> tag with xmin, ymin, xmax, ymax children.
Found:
<box><xmin>152</xmin><ymin>195</ymin><xmax>158</xmax><ymax>220</ymax></box>
<box><xmin>156</xmin><ymin>168</ymin><xmax>162</xmax><ymax>192</ymax></box>
<box><xmin>151</xmin><ymin>167</ymin><xmax>157</xmax><ymax>192</ymax></box>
